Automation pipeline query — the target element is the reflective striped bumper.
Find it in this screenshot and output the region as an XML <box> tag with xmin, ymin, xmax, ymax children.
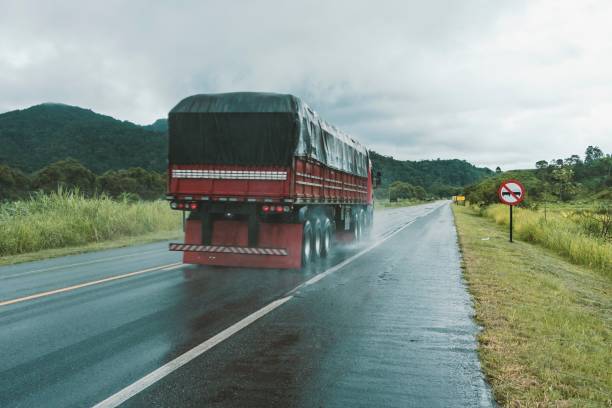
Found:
<box><xmin>169</xmin><ymin>243</ymin><xmax>288</xmax><ymax>256</ymax></box>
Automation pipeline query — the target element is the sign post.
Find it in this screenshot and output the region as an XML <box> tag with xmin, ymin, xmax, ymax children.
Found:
<box><xmin>497</xmin><ymin>179</ymin><xmax>525</xmax><ymax>242</ymax></box>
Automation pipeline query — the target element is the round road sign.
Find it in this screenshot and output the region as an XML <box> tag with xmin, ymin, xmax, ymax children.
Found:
<box><xmin>497</xmin><ymin>179</ymin><xmax>525</xmax><ymax>206</ymax></box>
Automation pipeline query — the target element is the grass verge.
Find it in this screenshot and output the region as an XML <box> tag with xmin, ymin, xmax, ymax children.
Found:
<box><xmin>0</xmin><ymin>190</ymin><xmax>182</xmax><ymax>263</ymax></box>
<box><xmin>482</xmin><ymin>204</ymin><xmax>611</xmax><ymax>276</ymax></box>
<box><xmin>453</xmin><ymin>205</ymin><xmax>611</xmax><ymax>407</ymax></box>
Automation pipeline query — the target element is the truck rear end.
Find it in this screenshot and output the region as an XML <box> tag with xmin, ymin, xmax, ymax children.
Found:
<box><xmin>167</xmin><ymin>92</ymin><xmax>373</xmax><ymax>269</ymax></box>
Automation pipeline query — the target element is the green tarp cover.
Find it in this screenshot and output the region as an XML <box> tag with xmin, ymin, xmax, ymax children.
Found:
<box><xmin>168</xmin><ymin>92</ymin><xmax>369</xmax><ymax>177</ymax></box>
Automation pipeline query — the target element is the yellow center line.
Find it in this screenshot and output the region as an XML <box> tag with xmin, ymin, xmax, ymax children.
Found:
<box><xmin>0</xmin><ymin>262</ymin><xmax>183</xmax><ymax>308</ymax></box>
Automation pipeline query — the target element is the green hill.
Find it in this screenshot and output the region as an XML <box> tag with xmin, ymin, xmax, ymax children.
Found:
<box><xmin>0</xmin><ymin>103</ymin><xmax>167</xmax><ymax>173</ymax></box>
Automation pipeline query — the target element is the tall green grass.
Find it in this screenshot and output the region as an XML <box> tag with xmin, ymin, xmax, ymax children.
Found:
<box><xmin>0</xmin><ymin>189</ymin><xmax>181</xmax><ymax>256</ymax></box>
<box><xmin>482</xmin><ymin>204</ymin><xmax>611</xmax><ymax>276</ymax></box>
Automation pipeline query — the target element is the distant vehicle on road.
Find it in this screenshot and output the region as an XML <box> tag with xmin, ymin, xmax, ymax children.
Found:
<box><xmin>166</xmin><ymin>92</ymin><xmax>380</xmax><ymax>268</ymax></box>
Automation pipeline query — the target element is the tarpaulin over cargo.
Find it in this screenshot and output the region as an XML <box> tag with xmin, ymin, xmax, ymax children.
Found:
<box><xmin>168</xmin><ymin>92</ymin><xmax>369</xmax><ymax>177</ymax></box>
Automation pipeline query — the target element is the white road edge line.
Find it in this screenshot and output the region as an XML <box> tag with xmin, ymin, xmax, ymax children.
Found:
<box><xmin>93</xmin><ymin>205</ymin><xmax>439</xmax><ymax>408</ymax></box>
<box><xmin>0</xmin><ymin>262</ymin><xmax>182</xmax><ymax>308</ymax></box>
<box><xmin>0</xmin><ymin>248</ymin><xmax>168</xmax><ymax>281</ymax></box>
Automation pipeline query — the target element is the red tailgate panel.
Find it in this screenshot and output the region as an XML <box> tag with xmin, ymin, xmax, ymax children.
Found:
<box><xmin>182</xmin><ymin>219</ymin><xmax>303</xmax><ymax>269</ymax></box>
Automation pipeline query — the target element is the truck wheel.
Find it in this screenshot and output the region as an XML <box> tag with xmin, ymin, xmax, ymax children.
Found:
<box><xmin>302</xmin><ymin>220</ymin><xmax>313</xmax><ymax>266</ymax></box>
<box><xmin>312</xmin><ymin>218</ymin><xmax>322</xmax><ymax>258</ymax></box>
<box><xmin>321</xmin><ymin>217</ymin><xmax>333</xmax><ymax>257</ymax></box>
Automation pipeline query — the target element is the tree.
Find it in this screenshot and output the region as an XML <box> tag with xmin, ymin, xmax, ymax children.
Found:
<box><xmin>564</xmin><ymin>154</ymin><xmax>582</xmax><ymax>166</ymax></box>
<box><xmin>0</xmin><ymin>165</ymin><xmax>31</xmax><ymax>200</ymax></box>
<box><xmin>535</xmin><ymin>160</ymin><xmax>548</xmax><ymax>169</ymax></box>
<box><xmin>413</xmin><ymin>185</ymin><xmax>427</xmax><ymax>200</ymax></box>
<box><xmin>389</xmin><ymin>181</ymin><xmax>416</xmax><ymax>201</ymax></box>
<box><xmin>495</xmin><ymin>166</ymin><xmax>502</xmax><ymax>173</ymax></box>
<box><xmin>585</xmin><ymin>146</ymin><xmax>604</xmax><ymax>164</ymax></box>
<box><xmin>551</xmin><ymin>166</ymin><xmax>574</xmax><ymax>201</ymax></box>
<box><xmin>96</xmin><ymin>168</ymin><xmax>165</xmax><ymax>200</ymax></box>
<box><xmin>32</xmin><ymin>158</ymin><xmax>96</xmax><ymax>194</ymax></box>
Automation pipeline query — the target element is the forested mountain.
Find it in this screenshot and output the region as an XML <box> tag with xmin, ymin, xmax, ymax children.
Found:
<box><xmin>0</xmin><ymin>104</ymin><xmax>492</xmax><ymax>197</ymax></box>
<box><xmin>0</xmin><ymin>104</ymin><xmax>167</xmax><ymax>173</ymax></box>
<box><xmin>369</xmin><ymin>151</ymin><xmax>492</xmax><ymax>196</ymax></box>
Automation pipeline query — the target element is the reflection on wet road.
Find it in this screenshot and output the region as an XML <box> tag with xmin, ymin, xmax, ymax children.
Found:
<box><xmin>0</xmin><ymin>201</ymin><xmax>494</xmax><ymax>407</ymax></box>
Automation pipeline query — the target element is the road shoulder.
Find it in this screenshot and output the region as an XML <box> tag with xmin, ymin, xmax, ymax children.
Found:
<box><xmin>452</xmin><ymin>205</ymin><xmax>611</xmax><ymax>407</ymax></box>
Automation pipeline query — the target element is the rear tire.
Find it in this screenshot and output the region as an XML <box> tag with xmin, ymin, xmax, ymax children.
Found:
<box><xmin>321</xmin><ymin>217</ymin><xmax>333</xmax><ymax>257</ymax></box>
<box><xmin>302</xmin><ymin>220</ymin><xmax>313</xmax><ymax>266</ymax></box>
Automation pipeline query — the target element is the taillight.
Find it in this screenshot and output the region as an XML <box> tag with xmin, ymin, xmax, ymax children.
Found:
<box><xmin>177</xmin><ymin>202</ymin><xmax>185</xmax><ymax>210</ymax></box>
<box><xmin>262</xmin><ymin>204</ymin><xmax>290</xmax><ymax>213</ymax></box>
<box><xmin>189</xmin><ymin>202</ymin><xmax>198</xmax><ymax>210</ymax></box>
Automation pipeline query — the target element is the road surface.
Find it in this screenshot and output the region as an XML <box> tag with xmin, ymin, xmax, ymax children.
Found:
<box><xmin>0</xmin><ymin>201</ymin><xmax>494</xmax><ymax>407</ymax></box>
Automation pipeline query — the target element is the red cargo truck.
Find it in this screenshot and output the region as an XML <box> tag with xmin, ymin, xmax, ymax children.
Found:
<box><xmin>166</xmin><ymin>92</ymin><xmax>378</xmax><ymax>269</ymax></box>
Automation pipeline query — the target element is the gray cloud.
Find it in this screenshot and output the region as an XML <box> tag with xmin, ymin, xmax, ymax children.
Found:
<box><xmin>1</xmin><ymin>0</ymin><xmax>611</xmax><ymax>169</ymax></box>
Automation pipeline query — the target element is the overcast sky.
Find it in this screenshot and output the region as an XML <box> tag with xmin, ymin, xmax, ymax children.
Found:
<box><xmin>1</xmin><ymin>0</ymin><xmax>611</xmax><ymax>169</ymax></box>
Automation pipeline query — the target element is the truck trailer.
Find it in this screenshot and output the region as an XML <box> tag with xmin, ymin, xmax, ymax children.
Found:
<box><xmin>166</xmin><ymin>92</ymin><xmax>377</xmax><ymax>269</ymax></box>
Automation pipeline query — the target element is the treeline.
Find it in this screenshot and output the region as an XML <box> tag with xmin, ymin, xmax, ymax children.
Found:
<box><xmin>0</xmin><ymin>159</ymin><xmax>165</xmax><ymax>201</ymax></box>
<box><xmin>370</xmin><ymin>151</ymin><xmax>491</xmax><ymax>198</ymax></box>
<box><xmin>465</xmin><ymin>146</ymin><xmax>612</xmax><ymax>206</ymax></box>
<box><xmin>388</xmin><ymin>181</ymin><xmax>428</xmax><ymax>201</ymax></box>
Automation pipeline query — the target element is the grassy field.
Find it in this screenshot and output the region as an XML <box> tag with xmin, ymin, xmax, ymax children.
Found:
<box><xmin>480</xmin><ymin>204</ymin><xmax>611</xmax><ymax>276</ymax></box>
<box><xmin>453</xmin><ymin>205</ymin><xmax>611</xmax><ymax>407</ymax></box>
<box><xmin>0</xmin><ymin>190</ymin><xmax>181</xmax><ymax>262</ymax></box>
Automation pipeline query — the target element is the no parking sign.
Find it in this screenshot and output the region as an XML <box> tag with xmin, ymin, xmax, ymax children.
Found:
<box><xmin>498</xmin><ymin>179</ymin><xmax>525</xmax><ymax>242</ymax></box>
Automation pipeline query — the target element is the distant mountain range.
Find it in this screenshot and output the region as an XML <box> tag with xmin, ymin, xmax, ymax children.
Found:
<box><xmin>0</xmin><ymin>103</ymin><xmax>491</xmax><ymax>191</ymax></box>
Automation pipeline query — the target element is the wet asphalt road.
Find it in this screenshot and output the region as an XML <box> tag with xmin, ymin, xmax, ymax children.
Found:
<box><xmin>0</xmin><ymin>201</ymin><xmax>494</xmax><ymax>407</ymax></box>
